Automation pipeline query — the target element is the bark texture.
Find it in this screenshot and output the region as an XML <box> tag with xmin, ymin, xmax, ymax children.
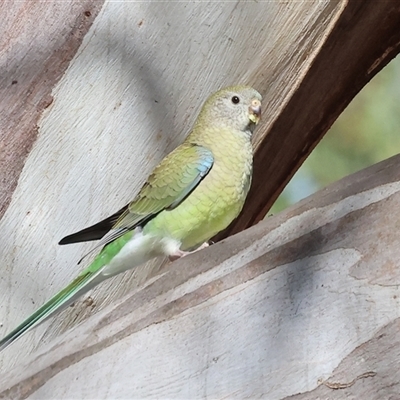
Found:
<box><xmin>1</xmin><ymin>1</ymin><xmax>400</xmax><ymax>398</ymax></box>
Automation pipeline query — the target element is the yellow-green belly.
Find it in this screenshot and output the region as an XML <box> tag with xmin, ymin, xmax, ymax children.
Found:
<box><xmin>143</xmin><ymin>159</ymin><xmax>251</xmax><ymax>251</ymax></box>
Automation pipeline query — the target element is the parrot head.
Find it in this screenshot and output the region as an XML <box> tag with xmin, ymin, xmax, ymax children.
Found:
<box><xmin>197</xmin><ymin>85</ymin><xmax>262</xmax><ymax>133</ymax></box>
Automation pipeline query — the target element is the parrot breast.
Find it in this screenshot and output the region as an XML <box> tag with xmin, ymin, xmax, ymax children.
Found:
<box><xmin>143</xmin><ymin>126</ymin><xmax>253</xmax><ymax>252</ymax></box>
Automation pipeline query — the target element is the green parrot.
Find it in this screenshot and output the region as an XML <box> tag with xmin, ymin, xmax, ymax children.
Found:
<box><xmin>0</xmin><ymin>85</ymin><xmax>261</xmax><ymax>351</ymax></box>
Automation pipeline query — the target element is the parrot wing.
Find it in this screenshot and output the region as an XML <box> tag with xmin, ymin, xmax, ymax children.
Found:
<box><xmin>59</xmin><ymin>143</ymin><xmax>214</xmax><ymax>252</ymax></box>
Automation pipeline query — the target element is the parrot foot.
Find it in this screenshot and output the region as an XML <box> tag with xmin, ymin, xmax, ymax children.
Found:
<box><xmin>169</xmin><ymin>242</ymin><xmax>209</xmax><ymax>261</ymax></box>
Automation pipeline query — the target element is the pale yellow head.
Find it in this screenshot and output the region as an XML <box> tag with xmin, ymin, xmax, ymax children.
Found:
<box><xmin>195</xmin><ymin>85</ymin><xmax>262</xmax><ymax>133</ymax></box>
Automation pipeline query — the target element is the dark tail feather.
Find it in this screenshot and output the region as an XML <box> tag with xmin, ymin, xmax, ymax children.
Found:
<box><xmin>59</xmin><ymin>205</ymin><xmax>128</xmax><ymax>245</ymax></box>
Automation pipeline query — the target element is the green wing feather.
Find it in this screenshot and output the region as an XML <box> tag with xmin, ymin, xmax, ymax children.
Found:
<box><xmin>65</xmin><ymin>143</ymin><xmax>214</xmax><ymax>256</ymax></box>
<box><xmin>114</xmin><ymin>143</ymin><xmax>214</xmax><ymax>228</ymax></box>
<box><xmin>60</xmin><ymin>143</ymin><xmax>214</xmax><ymax>246</ymax></box>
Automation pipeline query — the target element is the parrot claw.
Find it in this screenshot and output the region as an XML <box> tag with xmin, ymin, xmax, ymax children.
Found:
<box><xmin>169</xmin><ymin>242</ymin><xmax>209</xmax><ymax>261</ymax></box>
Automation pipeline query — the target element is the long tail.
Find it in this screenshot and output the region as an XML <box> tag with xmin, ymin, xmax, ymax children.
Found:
<box><xmin>0</xmin><ymin>270</ymin><xmax>104</xmax><ymax>352</ymax></box>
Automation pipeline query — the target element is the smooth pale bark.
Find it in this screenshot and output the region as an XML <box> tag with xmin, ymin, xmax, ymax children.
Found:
<box><xmin>2</xmin><ymin>149</ymin><xmax>400</xmax><ymax>399</ymax></box>
<box><xmin>1</xmin><ymin>1</ymin><xmax>400</xmax><ymax>397</ymax></box>
<box><xmin>0</xmin><ymin>0</ymin><xmax>103</xmax><ymax>217</ymax></box>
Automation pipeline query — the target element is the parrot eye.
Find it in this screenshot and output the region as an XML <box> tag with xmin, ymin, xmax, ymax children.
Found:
<box><xmin>231</xmin><ymin>96</ymin><xmax>240</xmax><ymax>104</ymax></box>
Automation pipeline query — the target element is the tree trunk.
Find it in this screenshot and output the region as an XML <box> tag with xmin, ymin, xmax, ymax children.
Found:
<box><xmin>1</xmin><ymin>1</ymin><xmax>400</xmax><ymax>398</ymax></box>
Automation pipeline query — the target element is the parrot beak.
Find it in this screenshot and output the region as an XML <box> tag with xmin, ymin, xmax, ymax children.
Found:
<box><xmin>248</xmin><ymin>99</ymin><xmax>261</xmax><ymax>124</ymax></box>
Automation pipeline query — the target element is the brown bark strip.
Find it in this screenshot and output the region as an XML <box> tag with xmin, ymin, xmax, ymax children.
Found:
<box><xmin>220</xmin><ymin>0</ymin><xmax>400</xmax><ymax>239</ymax></box>
<box><xmin>0</xmin><ymin>0</ymin><xmax>104</xmax><ymax>219</ymax></box>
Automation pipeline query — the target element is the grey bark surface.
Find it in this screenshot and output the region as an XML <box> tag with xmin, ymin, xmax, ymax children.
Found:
<box><xmin>1</xmin><ymin>1</ymin><xmax>400</xmax><ymax>398</ymax></box>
